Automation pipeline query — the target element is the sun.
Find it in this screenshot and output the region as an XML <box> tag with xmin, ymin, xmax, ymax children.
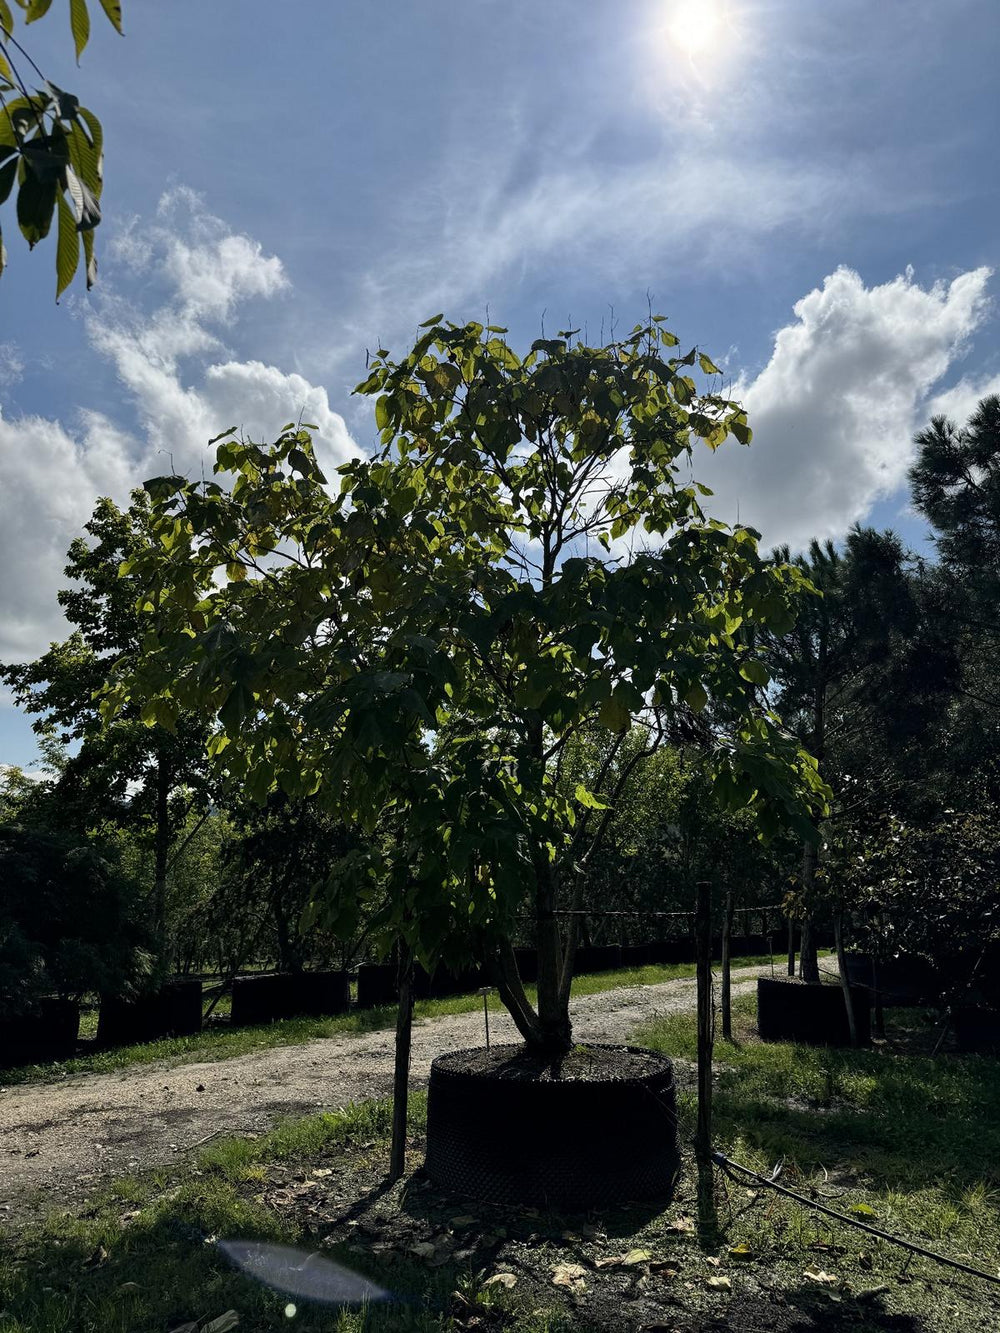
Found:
<box><xmin>666</xmin><ymin>0</ymin><xmax>730</xmax><ymax>60</ymax></box>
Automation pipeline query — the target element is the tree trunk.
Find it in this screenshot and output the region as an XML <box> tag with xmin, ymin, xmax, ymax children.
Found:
<box><xmin>152</xmin><ymin>745</ymin><xmax>171</xmax><ymax>958</ymax></box>
<box><xmin>389</xmin><ymin>942</ymin><xmax>415</xmax><ymax>1183</ymax></box>
<box><xmin>787</xmin><ymin>915</ymin><xmax>796</xmax><ymax>977</ymax></box>
<box><xmin>799</xmin><ymin>839</ymin><xmax>820</xmax><ymax>983</ymax></box>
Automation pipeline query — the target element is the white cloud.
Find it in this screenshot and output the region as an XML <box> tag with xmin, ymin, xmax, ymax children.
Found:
<box><xmin>0</xmin><ymin>189</ymin><xmax>359</xmax><ymax>665</ymax></box>
<box><xmin>925</xmin><ymin>369</ymin><xmax>1000</xmax><ymax>429</ymax></box>
<box><xmin>0</xmin><ymin>343</ymin><xmax>23</xmax><ymax>388</ymax></box>
<box><xmin>695</xmin><ymin>265</ymin><xmax>993</xmax><ymax>549</ymax></box>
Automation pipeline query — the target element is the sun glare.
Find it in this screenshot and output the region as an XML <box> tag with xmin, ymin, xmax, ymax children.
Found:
<box><xmin>666</xmin><ymin>0</ymin><xmax>730</xmax><ymax>60</ymax></box>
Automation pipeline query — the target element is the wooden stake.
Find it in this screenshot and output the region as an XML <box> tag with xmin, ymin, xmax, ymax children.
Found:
<box><xmin>721</xmin><ymin>885</ymin><xmax>733</xmax><ymax>1042</ymax></box>
<box><xmin>787</xmin><ymin>915</ymin><xmax>796</xmax><ymax>977</ymax></box>
<box><xmin>388</xmin><ymin>941</ymin><xmax>414</xmax><ymax>1183</ymax></box>
<box><xmin>695</xmin><ymin>879</ymin><xmax>714</xmax><ymax>1157</ymax></box>
<box><xmin>834</xmin><ymin>912</ymin><xmax>858</xmax><ymax>1047</ymax></box>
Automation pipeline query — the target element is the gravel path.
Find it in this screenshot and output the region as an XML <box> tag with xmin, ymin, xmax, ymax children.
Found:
<box><xmin>0</xmin><ymin>965</ymin><xmax>773</xmax><ymax>1223</ymax></box>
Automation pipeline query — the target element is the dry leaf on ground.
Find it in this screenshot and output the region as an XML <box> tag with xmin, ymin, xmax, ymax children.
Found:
<box><xmin>482</xmin><ymin>1272</ymin><xmax>517</xmax><ymax>1289</ymax></box>
<box><xmin>552</xmin><ymin>1262</ymin><xmax>588</xmax><ymax>1289</ymax></box>
<box><xmin>705</xmin><ymin>1274</ymin><xmax>732</xmax><ymax>1290</ymax></box>
<box><xmin>803</xmin><ymin>1269</ymin><xmax>838</xmax><ymax>1285</ymax></box>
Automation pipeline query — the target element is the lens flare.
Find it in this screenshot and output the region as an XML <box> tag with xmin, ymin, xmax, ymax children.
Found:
<box><xmin>219</xmin><ymin>1241</ymin><xmax>393</xmax><ymax>1306</ymax></box>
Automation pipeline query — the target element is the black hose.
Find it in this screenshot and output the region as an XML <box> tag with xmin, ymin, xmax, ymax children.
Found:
<box><xmin>712</xmin><ymin>1151</ymin><xmax>1000</xmax><ymax>1287</ymax></box>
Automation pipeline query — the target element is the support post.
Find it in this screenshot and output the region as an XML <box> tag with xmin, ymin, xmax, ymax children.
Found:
<box><xmin>695</xmin><ymin>879</ymin><xmax>718</xmax><ymax>1245</ymax></box>
<box><xmin>389</xmin><ymin>940</ymin><xmax>415</xmax><ymax>1184</ymax></box>
<box><xmin>721</xmin><ymin>885</ymin><xmax>733</xmax><ymax>1042</ymax></box>
<box><xmin>834</xmin><ymin>912</ymin><xmax>858</xmax><ymax>1047</ymax></box>
<box><xmin>787</xmin><ymin>915</ymin><xmax>796</xmax><ymax>978</ymax></box>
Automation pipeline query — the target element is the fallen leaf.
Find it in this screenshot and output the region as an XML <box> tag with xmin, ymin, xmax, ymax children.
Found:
<box><xmin>623</xmin><ymin>1248</ymin><xmax>653</xmax><ymax>1266</ymax></box>
<box><xmin>482</xmin><ymin>1272</ymin><xmax>517</xmax><ymax>1289</ymax></box>
<box><xmin>313</xmin><ymin>1168</ymin><xmax>334</xmax><ymax>1178</ymax></box>
<box><xmin>705</xmin><ymin>1274</ymin><xmax>732</xmax><ymax>1289</ymax></box>
<box><xmin>665</xmin><ymin>1216</ymin><xmax>695</xmax><ymax>1234</ymax></box>
<box><xmin>410</xmin><ymin>1241</ymin><xmax>437</xmax><ymax>1259</ymax></box>
<box><xmin>705</xmin><ymin>1256</ymin><xmax>721</xmax><ymax>1267</ymax></box>
<box><xmin>729</xmin><ymin>1243</ymin><xmax>754</xmax><ymax>1260</ymax></box>
<box><xmin>552</xmin><ymin>1262</ymin><xmax>588</xmax><ymax>1289</ymax></box>
<box><xmin>803</xmin><ymin>1269</ymin><xmax>838</xmax><ymax>1285</ymax></box>
<box><xmin>649</xmin><ymin>1263</ymin><xmax>678</xmax><ymax>1278</ymax></box>
<box><xmin>84</xmin><ymin>1244</ymin><xmax>108</xmax><ymax>1269</ymax></box>
<box><xmin>849</xmin><ymin>1203</ymin><xmax>877</xmax><ymax>1218</ymax></box>
<box><xmin>450</xmin><ymin>1215</ymin><xmax>477</xmax><ymax>1227</ymax></box>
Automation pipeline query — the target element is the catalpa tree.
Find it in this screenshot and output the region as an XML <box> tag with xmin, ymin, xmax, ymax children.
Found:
<box><xmin>106</xmin><ymin>316</ymin><xmax>827</xmax><ymax>1052</ymax></box>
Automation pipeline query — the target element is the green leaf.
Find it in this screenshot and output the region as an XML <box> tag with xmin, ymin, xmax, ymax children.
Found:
<box><xmin>374</xmin><ymin>396</ymin><xmax>390</xmax><ymax>430</ymax></box>
<box><xmin>574</xmin><ymin>783</ymin><xmax>608</xmax><ymax>811</ymax></box>
<box><xmin>24</xmin><ymin>0</ymin><xmax>53</xmax><ymax>21</ymax></box>
<box><xmin>419</xmin><ymin>312</ymin><xmax>444</xmax><ymax>327</ymax></box>
<box><xmin>0</xmin><ymin>156</ymin><xmax>16</xmax><ymax>205</ymax></box>
<box><xmin>0</xmin><ymin>45</ymin><xmax>14</xmax><ymax>85</ymax></box>
<box><xmin>97</xmin><ymin>0</ymin><xmax>122</xmax><ymax>33</ymax></box>
<box><xmin>684</xmin><ymin>682</ymin><xmax>709</xmax><ymax>712</ymax></box>
<box><xmin>54</xmin><ymin>189</ymin><xmax>78</xmax><ymax>299</ymax></box>
<box><xmin>69</xmin><ymin>0</ymin><xmax>89</xmax><ymax>59</ymax></box>
<box><xmin>740</xmin><ymin>659</ymin><xmax>770</xmax><ymax>687</ymax></box>
<box><xmin>17</xmin><ymin>170</ymin><xmax>57</xmax><ymax>247</ymax></box>
<box><xmin>0</xmin><ymin>1</ymin><xmax>13</xmax><ymax>33</ymax></box>
<box><xmin>598</xmin><ymin>691</ymin><xmax>630</xmax><ymax>731</ymax></box>
<box><xmin>81</xmin><ymin>220</ymin><xmax>96</xmax><ymax>287</ymax></box>
<box><xmin>698</xmin><ymin>352</ymin><xmax>722</xmax><ymax>375</ymax></box>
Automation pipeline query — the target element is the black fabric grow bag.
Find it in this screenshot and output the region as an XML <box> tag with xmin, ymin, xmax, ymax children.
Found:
<box><xmin>425</xmin><ymin>1042</ymin><xmax>680</xmax><ymax>1210</ymax></box>
<box><xmin>230</xmin><ymin>970</ymin><xmax>350</xmax><ymax>1026</ymax></box>
<box><xmin>648</xmin><ymin>939</ymin><xmax>695</xmax><ymax>965</ymax></box>
<box><xmin>97</xmin><ymin>979</ymin><xmax>202</xmax><ymax>1047</ymax></box>
<box><xmin>757</xmin><ymin>977</ymin><xmax>871</xmax><ymax>1047</ymax></box>
<box><xmin>0</xmin><ymin>998</ymin><xmax>79</xmax><ymax>1066</ymax></box>
<box><xmin>620</xmin><ymin>944</ymin><xmax>651</xmax><ymax>969</ymax></box>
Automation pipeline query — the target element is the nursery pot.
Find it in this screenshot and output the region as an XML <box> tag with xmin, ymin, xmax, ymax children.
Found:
<box><xmin>425</xmin><ymin>1042</ymin><xmax>680</xmax><ymax>1210</ymax></box>
<box><xmin>757</xmin><ymin>976</ymin><xmax>871</xmax><ymax>1047</ymax></box>
<box><xmin>97</xmin><ymin>979</ymin><xmax>202</xmax><ymax>1048</ymax></box>
<box><xmin>0</xmin><ymin>998</ymin><xmax>80</xmax><ymax>1066</ymax></box>
<box><xmin>229</xmin><ymin>969</ymin><xmax>350</xmax><ymax>1026</ymax></box>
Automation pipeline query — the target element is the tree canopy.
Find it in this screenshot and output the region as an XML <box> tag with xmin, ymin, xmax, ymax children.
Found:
<box><xmin>108</xmin><ymin>315</ymin><xmax>828</xmax><ymax>1049</ymax></box>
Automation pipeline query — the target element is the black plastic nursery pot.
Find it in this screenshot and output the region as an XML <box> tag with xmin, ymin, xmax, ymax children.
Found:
<box><xmin>425</xmin><ymin>1042</ymin><xmax>680</xmax><ymax>1210</ymax></box>
<box><xmin>427</xmin><ymin>963</ymin><xmax>483</xmax><ymax>999</ymax></box>
<box><xmin>647</xmin><ymin>939</ymin><xmax>695</xmax><ymax>965</ymax></box>
<box><xmin>0</xmin><ymin>998</ymin><xmax>80</xmax><ymax>1067</ymax></box>
<box><xmin>952</xmin><ymin>1005</ymin><xmax>1000</xmax><ymax>1055</ymax></box>
<box><xmin>842</xmin><ymin>952</ymin><xmax>939</xmax><ymax>1007</ymax></box>
<box><xmin>757</xmin><ymin>976</ymin><xmax>871</xmax><ymax>1047</ymax></box>
<box><xmin>620</xmin><ymin>944</ymin><xmax>651</xmax><ymax>969</ymax></box>
<box><xmin>356</xmin><ymin>963</ymin><xmax>398</xmax><ymax>1009</ymax></box>
<box><xmin>573</xmin><ymin>944</ymin><xmax>623</xmax><ymax>975</ymax></box>
<box><xmin>230</xmin><ymin>970</ymin><xmax>350</xmax><ymax>1026</ymax></box>
<box><xmin>513</xmin><ymin>947</ymin><xmax>539</xmax><ymax>984</ymax></box>
<box><xmin>97</xmin><ymin>979</ymin><xmax>203</xmax><ymax>1048</ymax></box>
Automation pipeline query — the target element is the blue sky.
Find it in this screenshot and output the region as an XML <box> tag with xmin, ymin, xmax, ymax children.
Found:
<box><xmin>2</xmin><ymin>0</ymin><xmax>999</xmax><ymax>768</ymax></box>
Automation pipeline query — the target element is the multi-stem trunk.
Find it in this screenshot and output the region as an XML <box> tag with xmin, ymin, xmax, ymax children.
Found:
<box><xmin>152</xmin><ymin>744</ymin><xmax>171</xmax><ymax>962</ymax></box>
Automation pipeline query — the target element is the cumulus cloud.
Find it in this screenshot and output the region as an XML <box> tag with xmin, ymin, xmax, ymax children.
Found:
<box><xmin>695</xmin><ymin>265</ymin><xmax>993</xmax><ymax>549</ymax></box>
<box><xmin>0</xmin><ymin>189</ymin><xmax>359</xmax><ymax>665</ymax></box>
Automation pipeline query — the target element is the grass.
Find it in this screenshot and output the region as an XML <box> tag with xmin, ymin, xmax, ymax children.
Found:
<box><xmin>0</xmin><ymin>1098</ymin><xmax>571</xmax><ymax>1333</ymax></box>
<box><xmin>0</xmin><ymin>954</ymin><xmax>778</xmax><ymax>1087</ymax></box>
<box><xmin>633</xmin><ymin>994</ymin><xmax>1000</xmax><ymax>1327</ymax></box>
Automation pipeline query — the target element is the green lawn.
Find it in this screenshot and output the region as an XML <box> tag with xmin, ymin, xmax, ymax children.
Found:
<box><xmin>0</xmin><ymin>955</ymin><xmax>779</xmax><ymax>1087</ymax></box>
<box><xmin>634</xmin><ymin>994</ymin><xmax>1000</xmax><ymax>1327</ymax></box>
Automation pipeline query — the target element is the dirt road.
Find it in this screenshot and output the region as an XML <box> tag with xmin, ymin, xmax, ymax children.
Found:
<box><xmin>0</xmin><ymin>965</ymin><xmax>774</xmax><ymax>1222</ymax></box>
